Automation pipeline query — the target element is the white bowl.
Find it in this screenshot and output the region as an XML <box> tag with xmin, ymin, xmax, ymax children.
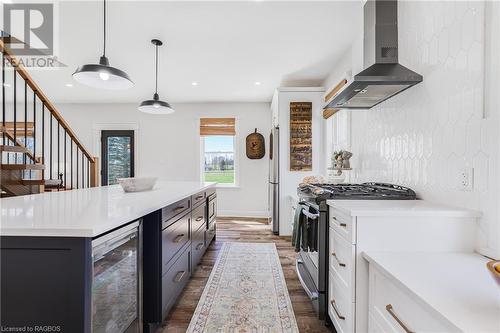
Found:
<box><xmin>117</xmin><ymin>177</ymin><xmax>157</xmax><ymax>192</ymax></box>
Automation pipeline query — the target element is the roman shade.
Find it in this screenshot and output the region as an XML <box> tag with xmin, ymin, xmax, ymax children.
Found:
<box><xmin>200</xmin><ymin>118</ymin><xmax>236</xmax><ymax>136</ymax></box>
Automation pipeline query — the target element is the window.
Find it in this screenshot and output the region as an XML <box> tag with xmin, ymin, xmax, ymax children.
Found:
<box><xmin>101</xmin><ymin>130</ymin><xmax>135</xmax><ymax>185</ymax></box>
<box><xmin>200</xmin><ymin>118</ymin><xmax>236</xmax><ymax>186</ymax></box>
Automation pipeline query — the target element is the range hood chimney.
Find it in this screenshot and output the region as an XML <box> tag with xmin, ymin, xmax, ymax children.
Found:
<box><xmin>325</xmin><ymin>0</ymin><xmax>423</xmax><ymax>110</ymax></box>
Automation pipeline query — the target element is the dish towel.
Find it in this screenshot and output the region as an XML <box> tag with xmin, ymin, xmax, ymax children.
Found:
<box><xmin>292</xmin><ymin>203</ymin><xmax>308</xmax><ymax>252</ymax></box>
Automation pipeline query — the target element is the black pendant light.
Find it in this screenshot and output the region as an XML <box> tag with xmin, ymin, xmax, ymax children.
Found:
<box><xmin>73</xmin><ymin>0</ymin><xmax>133</xmax><ymax>90</ymax></box>
<box><xmin>138</xmin><ymin>39</ymin><xmax>174</xmax><ymax>114</ymax></box>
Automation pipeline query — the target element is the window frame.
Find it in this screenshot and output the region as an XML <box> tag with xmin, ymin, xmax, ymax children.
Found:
<box><xmin>199</xmin><ymin>119</ymin><xmax>239</xmax><ymax>188</ymax></box>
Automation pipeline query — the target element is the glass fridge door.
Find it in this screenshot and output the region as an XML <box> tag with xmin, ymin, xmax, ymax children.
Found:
<box><xmin>92</xmin><ymin>221</ymin><xmax>142</xmax><ymax>333</ymax></box>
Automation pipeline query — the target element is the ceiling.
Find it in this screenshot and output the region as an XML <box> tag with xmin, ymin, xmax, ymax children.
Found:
<box><xmin>25</xmin><ymin>1</ymin><xmax>361</xmax><ymax>103</ymax></box>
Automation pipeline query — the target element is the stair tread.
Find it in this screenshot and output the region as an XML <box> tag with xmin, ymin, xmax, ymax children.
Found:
<box><xmin>1</xmin><ymin>164</ymin><xmax>45</xmax><ymax>170</ymax></box>
<box><xmin>20</xmin><ymin>179</ymin><xmax>62</xmax><ymax>186</ymax></box>
<box><xmin>0</xmin><ymin>145</ymin><xmax>29</xmax><ymax>153</ymax></box>
<box><xmin>4</xmin><ymin>122</ymin><xmax>35</xmax><ymax>130</ymax></box>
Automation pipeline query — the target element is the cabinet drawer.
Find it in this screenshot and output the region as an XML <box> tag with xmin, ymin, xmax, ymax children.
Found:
<box><xmin>162</xmin><ymin>198</ymin><xmax>191</xmax><ymax>227</ymax></box>
<box><xmin>192</xmin><ymin>203</ymin><xmax>207</xmax><ymax>232</ymax></box>
<box><xmin>162</xmin><ymin>213</ymin><xmax>190</xmax><ymax>273</ymax></box>
<box><xmin>368</xmin><ymin>267</ymin><xmax>457</xmax><ymax>333</ymax></box>
<box><xmin>206</xmin><ymin>220</ymin><xmax>216</xmax><ymax>246</ymax></box>
<box><xmin>329</xmin><ymin>227</ymin><xmax>356</xmax><ymax>301</ymax></box>
<box><xmin>191</xmin><ymin>226</ymin><xmax>206</xmax><ymax>270</ymax></box>
<box><xmin>208</xmin><ymin>196</ymin><xmax>217</xmax><ymax>223</ymax></box>
<box><xmin>329</xmin><ymin>207</ymin><xmax>356</xmax><ymax>244</ymax></box>
<box><xmin>207</xmin><ymin>188</ymin><xmax>216</xmax><ymax>200</ymax></box>
<box><xmin>192</xmin><ymin>191</ymin><xmax>206</xmax><ymax>208</ymax></box>
<box><xmin>161</xmin><ymin>248</ymin><xmax>191</xmax><ymax>320</ymax></box>
<box><xmin>328</xmin><ymin>270</ymin><xmax>355</xmax><ymax>333</ymax></box>
<box><xmin>369</xmin><ymin>311</ymin><xmax>391</xmax><ymax>333</ymax></box>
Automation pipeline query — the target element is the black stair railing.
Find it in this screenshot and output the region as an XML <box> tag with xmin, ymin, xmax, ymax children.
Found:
<box><xmin>1</xmin><ymin>40</ymin><xmax>99</xmax><ymax>192</ymax></box>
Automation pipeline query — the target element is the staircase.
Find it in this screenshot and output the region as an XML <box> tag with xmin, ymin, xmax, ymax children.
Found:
<box><xmin>1</xmin><ymin>40</ymin><xmax>99</xmax><ymax>197</ymax></box>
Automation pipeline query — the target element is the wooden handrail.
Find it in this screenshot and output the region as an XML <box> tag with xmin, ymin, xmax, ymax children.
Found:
<box><xmin>0</xmin><ymin>40</ymin><xmax>95</xmax><ymax>163</ymax></box>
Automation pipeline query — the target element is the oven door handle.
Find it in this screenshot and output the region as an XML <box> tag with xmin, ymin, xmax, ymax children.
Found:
<box><xmin>302</xmin><ymin>209</ymin><xmax>320</xmax><ymax>220</ymax></box>
<box><xmin>296</xmin><ymin>259</ymin><xmax>319</xmax><ymax>300</ymax></box>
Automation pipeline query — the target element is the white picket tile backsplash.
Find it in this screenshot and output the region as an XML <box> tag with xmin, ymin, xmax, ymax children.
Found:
<box><xmin>338</xmin><ymin>1</ymin><xmax>499</xmax><ymax>258</ymax></box>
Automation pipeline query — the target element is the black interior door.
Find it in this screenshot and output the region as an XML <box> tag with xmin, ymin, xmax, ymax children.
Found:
<box><xmin>101</xmin><ymin>130</ymin><xmax>135</xmax><ymax>185</ymax></box>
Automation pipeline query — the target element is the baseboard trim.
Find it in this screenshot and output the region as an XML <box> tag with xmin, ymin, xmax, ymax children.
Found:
<box><xmin>218</xmin><ymin>216</ymin><xmax>269</xmax><ymax>224</ymax></box>
<box><xmin>218</xmin><ymin>210</ymin><xmax>270</xmax><ymax>219</ymax></box>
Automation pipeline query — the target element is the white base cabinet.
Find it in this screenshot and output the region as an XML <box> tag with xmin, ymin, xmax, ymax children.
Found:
<box><xmin>368</xmin><ymin>267</ymin><xmax>457</xmax><ymax>333</ymax></box>
<box><xmin>364</xmin><ymin>252</ymin><xmax>500</xmax><ymax>333</ymax></box>
<box><xmin>326</xmin><ymin>200</ymin><xmax>480</xmax><ymax>333</ymax></box>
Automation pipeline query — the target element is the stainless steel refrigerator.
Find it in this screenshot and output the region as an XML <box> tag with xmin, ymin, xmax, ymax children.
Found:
<box><xmin>269</xmin><ymin>126</ymin><xmax>279</xmax><ymax>234</ymax></box>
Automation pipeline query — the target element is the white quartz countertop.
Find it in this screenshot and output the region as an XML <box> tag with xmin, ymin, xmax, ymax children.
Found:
<box><xmin>326</xmin><ymin>199</ymin><xmax>481</xmax><ymax>218</ymax></box>
<box><xmin>0</xmin><ymin>181</ymin><xmax>216</xmax><ymax>237</ymax></box>
<box><xmin>363</xmin><ymin>251</ymin><xmax>500</xmax><ymax>333</ymax></box>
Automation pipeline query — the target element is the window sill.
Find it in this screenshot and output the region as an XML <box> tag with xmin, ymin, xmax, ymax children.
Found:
<box><xmin>215</xmin><ymin>184</ymin><xmax>240</xmax><ymax>189</ymax></box>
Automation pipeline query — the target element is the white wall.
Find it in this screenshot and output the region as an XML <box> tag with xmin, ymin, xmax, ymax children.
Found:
<box><xmin>325</xmin><ymin>1</ymin><xmax>500</xmax><ymax>259</ymax></box>
<box><xmin>55</xmin><ymin>102</ymin><xmax>271</xmax><ymax>217</ymax></box>
<box><xmin>274</xmin><ymin>88</ymin><xmax>325</xmax><ymax>236</ymax></box>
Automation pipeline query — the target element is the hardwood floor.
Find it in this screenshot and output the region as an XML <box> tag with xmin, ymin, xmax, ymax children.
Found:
<box><xmin>161</xmin><ymin>217</ymin><xmax>331</xmax><ymax>333</ymax></box>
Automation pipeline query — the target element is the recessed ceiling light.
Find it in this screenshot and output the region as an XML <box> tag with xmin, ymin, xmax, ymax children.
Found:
<box><xmin>255</xmin><ymin>81</ymin><xmax>261</xmax><ymax>86</ymax></box>
<box><xmin>191</xmin><ymin>82</ymin><xmax>199</xmax><ymax>86</ymax></box>
<box><xmin>65</xmin><ymin>83</ymin><xmax>73</xmax><ymax>87</ymax></box>
<box><xmin>3</xmin><ymin>83</ymin><xmax>11</xmax><ymax>88</ymax></box>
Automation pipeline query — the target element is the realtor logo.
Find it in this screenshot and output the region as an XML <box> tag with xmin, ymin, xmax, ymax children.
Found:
<box><xmin>3</xmin><ymin>3</ymin><xmax>54</xmax><ymax>56</ymax></box>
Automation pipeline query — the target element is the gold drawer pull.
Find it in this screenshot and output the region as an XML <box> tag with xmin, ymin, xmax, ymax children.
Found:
<box><xmin>196</xmin><ymin>242</ymin><xmax>204</xmax><ymax>250</ymax></box>
<box><xmin>195</xmin><ymin>195</ymin><xmax>204</xmax><ymax>200</ymax></box>
<box><xmin>173</xmin><ymin>234</ymin><xmax>185</xmax><ymax>243</ymax></box>
<box><xmin>330</xmin><ymin>299</ymin><xmax>345</xmax><ymax>320</ymax></box>
<box><xmin>333</xmin><ymin>216</ymin><xmax>347</xmax><ymax>227</ymax></box>
<box><xmin>173</xmin><ymin>271</ymin><xmax>187</xmax><ymax>283</ymax></box>
<box><xmin>386</xmin><ymin>304</ymin><xmax>415</xmax><ymax>333</ymax></box>
<box><xmin>174</xmin><ymin>206</ymin><xmax>185</xmax><ymax>213</ymax></box>
<box><xmin>331</xmin><ymin>252</ymin><xmax>346</xmax><ymax>267</ymax></box>
<box><xmin>196</xmin><ymin>216</ymin><xmax>203</xmax><ymax>222</ymax></box>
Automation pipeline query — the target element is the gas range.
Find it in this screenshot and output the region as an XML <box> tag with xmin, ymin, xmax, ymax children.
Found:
<box><xmin>295</xmin><ymin>182</ymin><xmax>416</xmax><ymax>322</ymax></box>
<box><xmin>298</xmin><ymin>182</ymin><xmax>417</xmax><ymax>203</ymax></box>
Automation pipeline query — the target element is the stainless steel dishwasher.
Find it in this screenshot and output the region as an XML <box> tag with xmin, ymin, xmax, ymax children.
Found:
<box><xmin>92</xmin><ymin>220</ymin><xmax>142</xmax><ymax>333</ymax></box>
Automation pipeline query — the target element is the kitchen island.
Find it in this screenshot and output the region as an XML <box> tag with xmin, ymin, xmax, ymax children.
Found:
<box><xmin>0</xmin><ymin>181</ymin><xmax>217</xmax><ymax>333</ymax></box>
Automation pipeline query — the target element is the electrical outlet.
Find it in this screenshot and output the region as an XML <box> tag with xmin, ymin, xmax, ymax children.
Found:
<box><xmin>459</xmin><ymin>167</ymin><xmax>474</xmax><ymax>191</ymax></box>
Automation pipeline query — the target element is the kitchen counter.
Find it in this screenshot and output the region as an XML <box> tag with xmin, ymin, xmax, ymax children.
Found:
<box><xmin>363</xmin><ymin>251</ymin><xmax>500</xmax><ymax>333</ymax></box>
<box><xmin>1</xmin><ymin>182</ymin><xmax>217</xmax><ymax>333</ymax></box>
<box><xmin>327</xmin><ymin>199</ymin><xmax>481</xmax><ymax>218</ymax></box>
<box><xmin>0</xmin><ymin>181</ymin><xmax>216</xmax><ymax>237</ymax></box>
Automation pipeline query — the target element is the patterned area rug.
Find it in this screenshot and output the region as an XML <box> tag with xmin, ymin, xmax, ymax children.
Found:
<box><xmin>187</xmin><ymin>242</ymin><xmax>299</xmax><ymax>333</ymax></box>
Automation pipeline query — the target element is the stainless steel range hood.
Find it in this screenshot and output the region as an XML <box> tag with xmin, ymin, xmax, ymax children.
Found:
<box><xmin>325</xmin><ymin>0</ymin><xmax>423</xmax><ymax>110</ymax></box>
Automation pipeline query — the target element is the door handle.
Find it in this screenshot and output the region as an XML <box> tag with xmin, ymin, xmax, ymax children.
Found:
<box><xmin>295</xmin><ymin>259</ymin><xmax>319</xmax><ymax>300</ymax></box>
<box><xmin>196</xmin><ymin>216</ymin><xmax>203</xmax><ymax>222</ymax></box>
<box><xmin>173</xmin><ymin>271</ymin><xmax>187</xmax><ymax>283</ymax></box>
<box><xmin>331</xmin><ymin>252</ymin><xmax>346</xmax><ymax>267</ymax></box>
<box><xmin>386</xmin><ymin>304</ymin><xmax>415</xmax><ymax>333</ymax></box>
<box><xmin>330</xmin><ymin>299</ymin><xmax>345</xmax><ymax>320</ymax></box>
<box><xmin>196</xmin><ymin>242</ymin><xmax>204</xmax><ymax>250</ymax></box>
<box><xmin>173</xmin><ymin>234</ymin><xmax>185</xmax><ymax>243</ymax></box>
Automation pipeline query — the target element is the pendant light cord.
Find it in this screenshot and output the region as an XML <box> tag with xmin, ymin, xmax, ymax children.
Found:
<box><xmin>155</xmin><ymin>43</ymin><xmax>159</xmax><ymax>94</ymax></box>
<box><xmin>103</xmin><ymin>0</ymin><xmax>106</xmax><ymax>57</ymax></box>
